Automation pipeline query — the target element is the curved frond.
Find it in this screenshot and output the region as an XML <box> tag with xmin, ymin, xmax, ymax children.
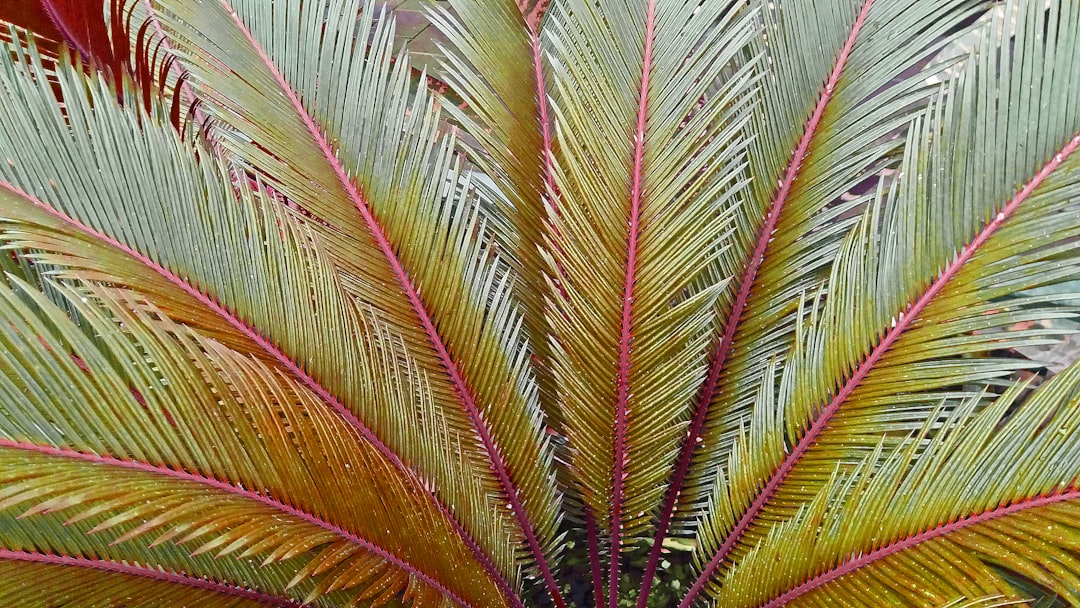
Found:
<box><xmin>430</xmin><ymin>0</ymin><xmax>562</xmax><ymax>423</ymax></box>
<box><xmin>685</xmin><ymin>1</ymin><xmax>1080</xmax><ymax>604</ymax></box>
<box><xmin>0</xmin><ymin>38</ymin><xmax>515</xmax><ymax>599</ymax></box>
<box><xmin>711</xmin><ymin>362</ymin><xmax>1080</xmax><ymax>607</ymax></box>
<box><xmin>139</xmin><ymin>1</ymin><xmax>561</xmax><ymax>595</ymax></box>
<box><xmin>678</xmin><ymin>0</ymin><xmax>988</xmax><ymax>536</ymax></box>
<box><xmin>3</xmin><ymin>1</ymin><xmax>1080</xmax><ymax>607</ymax></box>
<box><xmin>0</xmin><ymin>275</ymin><xmax>503</xmax><ymax>607</ymax></box>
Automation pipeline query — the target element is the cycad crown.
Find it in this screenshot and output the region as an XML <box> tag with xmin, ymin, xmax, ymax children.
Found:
<box><xmin>0</xmin><ymin>0</ymin><xmax>1079</xmax><ymax>606</ymax></box>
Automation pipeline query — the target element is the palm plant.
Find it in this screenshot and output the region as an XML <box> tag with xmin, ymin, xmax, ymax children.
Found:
<box><xmin>0</xmin><ymin>0</ymin><xmax>1079</xmax><ymax>605</ymax></box>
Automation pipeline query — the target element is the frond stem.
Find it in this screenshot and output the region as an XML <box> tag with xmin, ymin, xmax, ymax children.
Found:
<box><xmin>527</xmin><ymin>21</ymin><xmax>566</xmax><ymax>416</ymax></box>
<box><xmin>0</xmin><ymin>439</ymin><xmax>475</xmax><ymax>608</ymax></box>
<box><xmin>760</xmin><ymin>488</ymin><xmax>1080</xmax><ymax>607</ymax></box>
<box><xmin>214</xmin><ymin>4</ymin><xmax>561</xmax><ymax>606</ymax></box>
<box><xmin>610</xmin><ymin>2</ymin><xmax>656</xmax><ymax>605</ymax></box>
<box><xmin>0</xmin><ymin>548</ymin><xmax>300</xmax><ymax>606</ymax></box>
<box><xmin>678</xmin><ymin>130</ymin><xmax>1080</xmax><ymax>608</ymax></box>
<box><xmin>640</xmin><ymin>1</ymin><xmax>874</xmax><ymax>604</ymax></box>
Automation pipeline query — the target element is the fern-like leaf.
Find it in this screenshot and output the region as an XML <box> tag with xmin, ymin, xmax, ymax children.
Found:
<box><xmin>2</xmin><ymin>0</ymin><xmax>1080</xmax><ymax>606</ymax></box>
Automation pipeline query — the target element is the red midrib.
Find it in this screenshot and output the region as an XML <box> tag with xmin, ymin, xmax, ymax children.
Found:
<box><xmin>531</xmin><ymin>24</ymin><xmax>574</xmax><ymax>308</ymax></box>
<box><xmin>0</xmin><ymin>548</ymin><xmax>299</xmax><ymax>607</ymax></box>
<box><xmin>0</xmin><ymin>180</ymin><xmax>518</xmax><ymax>608</ymax></box>
<box><xmin>527</xmin><ymin>19</ymin><xmax>573</xmax><ymax>406</ymax></box>
<box><xmin>216</xmin><ymin>4</ymin><xmax>560</xmax><ymax>607</ymax></box>
<box><xmin>677</xmin><ymin>131</ymin><xmax>1080</xmax><ymax>608</ymax></box>
<box><xmin>762</xmin><ymin>488</ymin><xmax>1080</xmax><ymax>607</ymax></box>
<box><xmin>0</xmin><ymin>439</ymin><xmax>473</xmax><ymax>608</ymax></box>
<box><xmin>639</xmin><ymin>2</ymin><xmax>874</xmax><ymax>606</ymax></box>
<box><xmin>610</xmin><ymin>3</ymin><xmax>656</xmax><ymax>607</ymax></box>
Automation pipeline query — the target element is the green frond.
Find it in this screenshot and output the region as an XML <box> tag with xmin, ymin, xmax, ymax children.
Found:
<box><xmin>0</xmin><ymin>33</ymin><xmax>360</xmax><ymax>368</ymax></box>
<box><xmin>142</xmin><ymin>0</ymin><xmax>561</xmax><ymax>578</ymax></box>
<box><xmin>538</xmin><ymin>0</ymin><xmax>758</xmax><ymax>546</ymax></box>
<box><xmin>0</xmin><ymin>275</ymin><xmax>503</xmax><ymax>607</ymax></box>
<box><xmin>791</xmin><ymin>0</ymin><xmax>1078</xmax><ymax>511</ymax></box>
<box><xmin>710</xmin><ymin>362</ymin><xmax>1080</xmax><ymax>607</ymax></box>
<box><xmin>3</xmin><ymin>0</ymin><xmax>1080</xmax><ymax>606</ymax></box>
<box><xmin>430</xmin><ymin>0</ymin><xmax>565</xmax><ymax>424</ymax></box>
<box><xmin>0</xmin><ymin>39</ymin><xmax>508</xmax><ymax>581</ymax></box>
<box><xmin>693</xmin><ymin>0</ymin><xmax>1080</xmax><ymax>601</ymax></box>
<box><xmin>684</xmin><ymin>0</ymin><xmax>989</xmax><ymax>524</ymax></box>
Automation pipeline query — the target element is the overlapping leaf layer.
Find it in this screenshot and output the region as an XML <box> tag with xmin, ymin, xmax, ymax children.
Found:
<box><xmin>1</xmin><ymin>0</ymin><xmax>1079</xmax><ymax>606</ymax></box>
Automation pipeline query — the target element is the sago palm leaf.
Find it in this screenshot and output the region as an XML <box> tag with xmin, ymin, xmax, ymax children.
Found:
<box><xmin>130</xmin><ymin>0</ymin><xmax>563</xmax><ymax>596</ymax></box>
<box><xmin>1</xmin><ymin>0</ymin><xmax>1080</xmax><ymax>606</ymax></box>
<box><xmin>0</xmin><ymin>39</ymin><xmax>507</xmax><ymax>607</ymax></box>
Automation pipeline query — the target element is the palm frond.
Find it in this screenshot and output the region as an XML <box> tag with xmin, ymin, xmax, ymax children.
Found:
<box><xmin>677</xmin><ymin>0</ymin><xmax>988</xmax><ymax>538</ymax></box>
<box><xmin>0</xmin><ymin>35</ymin><xmax>510</xmax><ymax>608</ymax></box>
<box><xmin>710</xmin><ymin>362</ymin><xmax>1080</xmax><ymax>607</ymax></box>
<box><xmin>535</xmin><ymin>1</ymin><xmax>759</xmax><ymax>600</ymax></box>
<box><xmin>687</xmin><ymin>0</ymin><xmax>1080</xmax><ymax>604</ymax></box>
<box><xmin>0</xmin><ymin>276</ymin><xmax>500</xmax><ymax>607</ymax></box>
<box><xmin>430</xmin><ymin>0</ymin><xmax>562</xmax><ymax>422</ymax></box>
<box><xmin>0</xmin><ymin>554</ymin><xmax>295</xmax><ymax>608</ymax></box>
<box><xmin>3</xmin><ymin>0</ymin><xmax>1080</xmax><ymax>606</ymax></box>
<box><xmin>138</xmin><ymin>1</ymin><xmax>562</xmax><ymax>596</ymax></box>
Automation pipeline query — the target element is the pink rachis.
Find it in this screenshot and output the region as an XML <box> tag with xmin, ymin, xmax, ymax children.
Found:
<box><xmin>0</xmin><ymin>180</ymin><xmax>521</xmax><ymax>608</ymax></box>
<box><xmin>610</xmin><ymin>2</ymin><xmax>657</xmax><ymax>606</ymax></box>
<box><xmin>0</xmin><ymin>547</ymin><xmax>300</xmax><ymax>607</ymax></box>
<box><xmin>762</xmin><ymin>488</ymin><xmax>1080</xmax><ymax>607</ymax></box>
